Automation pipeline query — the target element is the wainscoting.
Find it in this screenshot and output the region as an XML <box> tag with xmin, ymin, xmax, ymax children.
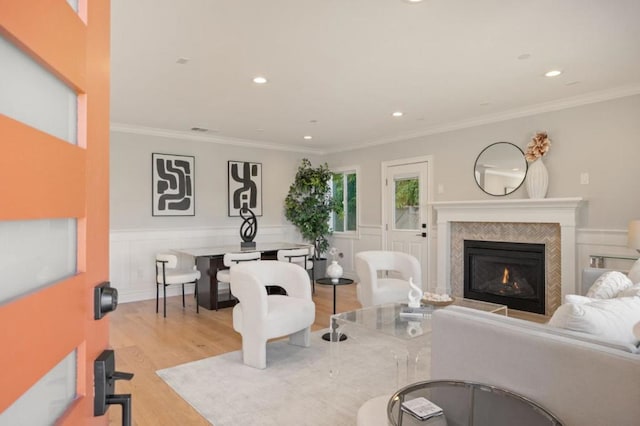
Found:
<box><xmin>110</xmin><ymin>222</ymin><xmax>635</xmax><ymax>305</ymax></box>
<box><xmin>110</xmin><ymin>225</ymin><xmax>300</xmax><ymax>303</ymax></box>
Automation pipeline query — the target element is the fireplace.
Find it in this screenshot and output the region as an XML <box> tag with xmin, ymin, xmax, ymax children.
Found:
<box><xmin>464</xmin><ymin>240</ymin><xmax>545</xmax><ymax>314</ymax></box>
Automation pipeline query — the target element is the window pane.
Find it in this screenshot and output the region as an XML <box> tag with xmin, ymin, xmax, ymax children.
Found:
<box><xmin>394</xmin><ymin>178</ymin><xmax>419</xmax><ymax>230</ymax></box>
<box><xmin>0</xmin><ymin>35</ymin><xmax>78</xmax><ymax>144</ymax></box>
<box><xmin>332</xmin><ymin>173</ymin><xmax>344</xmax><ymax>232</ymax></box>
<box><xmin>346</xmin><ymin>173</ymin><xmax>357</xmax><ymax>231</ymax></box>
<box><xmin>66</xmin><ymin>0</ymin><xmax>79</xmax><ymax>12</ymax></box>
<box><xmin>0</xmin><ymin>219</ymin><xmax>77</xmax><ymax>304</ymax></box>
<box><xmin>1</xmin><ymin>350</ymin><xmax>77</xmax><ymax>425</ymax></box>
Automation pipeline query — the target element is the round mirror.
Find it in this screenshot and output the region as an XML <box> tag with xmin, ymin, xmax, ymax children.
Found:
<box><xmin>474</xmin><ymin>142</ymin><xmax>527</xmax><ymax>196</ymax></box>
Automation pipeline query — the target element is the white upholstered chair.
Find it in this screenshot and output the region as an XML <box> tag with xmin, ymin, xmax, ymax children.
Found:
<box><xmin>230</xmin><ymin>261</ymin><xmax>316</xmax><ymax>369</ymax></box>
<box><xmin>354</xmin><ymin>251</ymin><xmax>422</xmax><ymax>307</ymax></box>
<box><xmin>155</xmin><ymin>253</ymin><xmax>201</xmax><ymax>317</ymax></box>
<box><xmin>216</xmin><ymin>251</ymin><xmax>261</xmax><ymax>294</ymax></box>
<box><xmin>277</xmin><ymin>246</ymin><xmax>315</xmax><ymax>292</ymax></box>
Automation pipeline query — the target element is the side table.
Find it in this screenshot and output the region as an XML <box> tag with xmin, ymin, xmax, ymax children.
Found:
<box><xmin>315</xmin><ymin>277</ymin><xmax>354</xmax><ymax>341</ymax></box>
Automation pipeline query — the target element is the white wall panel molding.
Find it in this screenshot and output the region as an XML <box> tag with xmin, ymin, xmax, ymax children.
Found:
<box><xmin>110</xmin><ymin>225</ymin><xmax>298</xmax><ymax>303</ymax></box>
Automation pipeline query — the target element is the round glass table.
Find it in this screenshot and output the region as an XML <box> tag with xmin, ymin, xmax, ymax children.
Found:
<box><xmin>387</xmin><ymin>380</ymin><xmax>563</xmax><ymax>426</ymax></box>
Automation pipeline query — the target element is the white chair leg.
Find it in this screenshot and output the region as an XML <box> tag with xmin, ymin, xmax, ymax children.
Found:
<box><xmin>288</xmin><ymin>327</ymin><xmax>311</xmax><ymax>348</ymax></box>
<box><xmin>242</xmin><ymin>337</ymin><xmax>267</xmax><ymax>369</ymax></box>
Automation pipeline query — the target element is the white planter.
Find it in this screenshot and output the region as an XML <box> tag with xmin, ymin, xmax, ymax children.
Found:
<box><xmin>525</xmin><ymin>158</ymin><xmax>549</xmax><ymax>199</ymax></box>
<box><xmin>326</xmin><ymin>260</ymin><xmax>343</xmax><ymax>283</ymax></box>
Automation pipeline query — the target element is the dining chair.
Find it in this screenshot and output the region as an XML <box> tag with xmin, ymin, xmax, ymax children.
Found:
<box><xmin>277</xmin><ymin>246</ymin><xmax>315</xmax><ymax>293</ymax></box>
<box><xmin>155</xmin><ymin>253</ymin><xmax>201</xmax><ymax>317</ymax></box>
<box><xmin>216</xmin><ymin>251</ymin><xmax>262</xmax><ymax>295</ymax></box>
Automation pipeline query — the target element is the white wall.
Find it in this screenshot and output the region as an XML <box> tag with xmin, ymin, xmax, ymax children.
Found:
<box><xmin>110</xmin><ymin>131</ymin><xmax>319</xmax><ymax>301</ymax></box>
<box><xmin>110</xmin><ymin>95</ymin><xmax>640</xmax><ymax>301</ymax></box>
<box><xmin>325</xmin><ymin>95</ymin><xmax>640</xmax><ymax>228</ymax></box>
<box><xmin>324</xmin><ymin>95</ymin><xmax>640</xmax><ymax>290</ymax></box>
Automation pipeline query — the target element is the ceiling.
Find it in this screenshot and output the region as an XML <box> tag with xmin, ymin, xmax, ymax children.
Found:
<box><xmin>110</xmin><ymin>0</ymin><xmax>640</xmax><ymax>154</ymax></box>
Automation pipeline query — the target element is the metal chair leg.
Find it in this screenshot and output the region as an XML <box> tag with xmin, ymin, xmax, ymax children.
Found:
<box><xmin>156</xmin><ymin>284</ymin><xmax>159</xmax><ymax>313</ymax></box>
<box><xmin>182</xmin><ymin>284</ymin><xmax>185</xmax><ymax>308</ymax></box>
<box><xmin>163</xmin><ymin>284</ymin><xmax>167</xmax><ymax>318</ymax></box>
<box><xmin>195</xmin><ymin>281</ymin><xmax>199</xmax><ymax>314</ymax></box>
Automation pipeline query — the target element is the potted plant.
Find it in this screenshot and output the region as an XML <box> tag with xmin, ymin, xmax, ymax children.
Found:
<box><xmin>285</xmin><ymin>158</ymin><xmax>342</xmax><ymax>278</ymax></box>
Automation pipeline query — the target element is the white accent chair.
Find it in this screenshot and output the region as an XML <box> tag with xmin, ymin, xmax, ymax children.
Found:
<box><xmin>354</xmin><ymin>251</ymin><xmax>422</xmax><ymax>307</ymax></box>
<box><xmin>230</xmin><ymin>261</ymin><xmax>316</xmax><ymax>369</ymax></box>
<box><xmin>277</xmin><ymin>246</ymin><xmax>315</xmax><ymax>292</ymax></box>
<box><xmin>216</xmin><ymin>251</ymin><xmax>261</xmax><ymax>295</ymax></box>
<box><xmin>155</xmin><ymin>253</ymin><xmax>201</xmax><ymax>318</ymax></box>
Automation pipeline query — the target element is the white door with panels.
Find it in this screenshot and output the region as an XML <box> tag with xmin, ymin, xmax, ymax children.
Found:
<box><xmin>382</xmin><ymin>157</ymin><xmax>432</xmax><ymax>290</ymax></box>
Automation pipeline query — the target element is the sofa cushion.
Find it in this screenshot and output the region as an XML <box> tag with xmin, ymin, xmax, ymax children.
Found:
<box><xmin>617</xmin><ymin>283</ymin><xmax>640</xmax><ymax>298</ymax></box>
<box><xmin>548</xmin><ymin>297</ymin><xmax>640</xmax><ymax>346</ymax></box>
<box><xmin>585</xmin><ymin>271</ymin><xmax>633</xmax><ymax>299</ymax></box>
<box><xmin>564</xmin><ymin>294</ymin><xmax>596</xmax><ymax>304</ymax></box>
<box><xmin>627</xmin><ymin>258</ymin><xmax>640</xmax><ymax>284</ymax></box>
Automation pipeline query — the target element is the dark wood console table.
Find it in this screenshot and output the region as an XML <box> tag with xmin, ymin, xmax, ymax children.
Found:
<box><xmin>175</xmin><ymin>242</ymin><xmax>311</xmax><ymax>310</ymax></box>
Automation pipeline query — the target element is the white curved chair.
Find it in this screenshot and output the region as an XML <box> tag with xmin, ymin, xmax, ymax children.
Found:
<box><xmin>230</xmin><ymin>261</ymin><xmax>316</xmax><ymax>369</ymax></box>
<box><xmin>354</xmin><ymin>251</ymin><xmax>422</xmax><ymax>307</ymax></box>
<box><xmin>277</xmin><ymin>246</ymin><xmax>315</xmax><ymax>292</ymax></box>
<box><xmin>216</xmin><ymin>251</ymin><xmax>261</xmax><ymax>294</ymax></box>
<box><xmin>155</xmin><ymin>253</ymin><xmax>201</xmax><ymax>317</ymax></box>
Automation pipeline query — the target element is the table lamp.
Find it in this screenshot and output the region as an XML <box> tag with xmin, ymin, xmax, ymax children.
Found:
<box><xmin>628</xmin><ymin>220</ymin><xmax>640</xmax><ymax>253</ymax></box>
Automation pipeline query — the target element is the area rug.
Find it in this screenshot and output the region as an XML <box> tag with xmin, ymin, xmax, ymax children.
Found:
<box><xmin>157</xmin><ymin>331</ymin><xmax>430</xmax><ymax>425</ymax></box>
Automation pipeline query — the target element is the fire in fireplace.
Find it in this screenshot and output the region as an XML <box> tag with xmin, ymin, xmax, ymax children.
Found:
<box><xmin>464</xmin><ymin>240</ymin><xmax>545</xmax><ymax>314</ymax></box>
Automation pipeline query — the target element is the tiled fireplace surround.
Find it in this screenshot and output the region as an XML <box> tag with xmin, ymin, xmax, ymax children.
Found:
<box><xmin>433</xmin><ymin>198</ymin><xmax>584</xmax><ymax>316</ymax></box>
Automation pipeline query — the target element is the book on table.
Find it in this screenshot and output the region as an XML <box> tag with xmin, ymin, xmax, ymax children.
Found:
<box><xmin>401</xmin><ymin>397</ymin><xmax>444</xmax><ymax>421</ymax></box>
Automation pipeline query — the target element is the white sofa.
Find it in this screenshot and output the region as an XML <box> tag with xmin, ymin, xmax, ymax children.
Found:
<box><xmin>431</xmin><ymin>306</ymin><xmax>640</xmax><ymax>426</ymax></box>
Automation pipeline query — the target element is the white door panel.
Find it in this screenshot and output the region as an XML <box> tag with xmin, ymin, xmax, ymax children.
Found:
<box><xmin>382</xmin><ymin>158</ymin><xmax>432</xmax><ymax>291</ymax></box>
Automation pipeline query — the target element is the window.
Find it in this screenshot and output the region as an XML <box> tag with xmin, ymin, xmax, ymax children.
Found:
<box><xmin>331</xmin><ymin>169</ymin><xmax>357</xmax><ymax>233</ymax></box>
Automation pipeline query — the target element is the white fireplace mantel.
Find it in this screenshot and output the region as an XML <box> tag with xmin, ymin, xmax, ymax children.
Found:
<box><xmin>432</xmin><ymin>197</ymin><xmax>585</xmax><ymax>300</ymax></box>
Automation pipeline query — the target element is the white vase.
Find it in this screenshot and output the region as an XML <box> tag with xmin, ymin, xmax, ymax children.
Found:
<box><xmin>525</xmin><ymin>158</ymin><xmax>549</xmax><ymax>199</ymax></box>
<box><xmin>326</xmin><ymin>260</ymin><xmax>343</xmax><ymax>283</ymax></box>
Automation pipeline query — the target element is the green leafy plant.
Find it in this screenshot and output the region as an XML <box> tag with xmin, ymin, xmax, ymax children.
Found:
<box><xmin>285</xmin><ymin>158</ymin><xmax>342</xmax><ymax>258</ymax></box>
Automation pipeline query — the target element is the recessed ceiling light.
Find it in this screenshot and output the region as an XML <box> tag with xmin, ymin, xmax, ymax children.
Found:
<box><xmin>190</xmin><ymin>127</ymin><xmax>208</xmax><ymax>132</ymax></box>
<box><xmin>544</xmin><ymin>70</ymin><xmax>563</xmax><ymax>77</ymax></box>
<box><xmin>253</xmin><ymin>76</ymin><xmax>268</xmax><ymax>84</ymax></box>
<box><xmin>405</xmin><ymin>0</ymin><xmax>424</xmax><ymax>3</ymax></box>
<box><xmin>392</xmin><ymin>111</ymin><xmax>404</xmax><ymax>117</ymax></box>
<box><xmin>303</xmin><ymin>135</ymin><xmax>313</xmax><ymax>140</ymax></box>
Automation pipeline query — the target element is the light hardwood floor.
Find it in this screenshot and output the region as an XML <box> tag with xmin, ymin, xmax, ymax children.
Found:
<box><xmin>108</xmin><ymin>282</ymin><xmax>361</xmax><ymax>426</ymax></box>
<box><xmin>107</xmin><ymin>284</ymin><xmax>543</xmax><ymax>425</ymax></box>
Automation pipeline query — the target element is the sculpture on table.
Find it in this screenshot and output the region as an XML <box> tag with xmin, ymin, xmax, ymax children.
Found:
<box><xmin>240</xmin><ymin>205</ymin><xmax>257</xmax><ymax>248</ymax></box>
<box><xmin>407</xmin><ymin>277</ymin><xmax>422</xmax><ymax>308</ymax></box>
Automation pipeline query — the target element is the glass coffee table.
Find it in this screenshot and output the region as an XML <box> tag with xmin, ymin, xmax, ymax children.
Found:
<box><xmin>387</xmin><ymin>379</ymin><xmax>562</xmax><ymax>425</ymax></box>
<box><xmin>329</xmin><ymin>299</ymin><xmax>507</xmax><ymax>385</ymax></box>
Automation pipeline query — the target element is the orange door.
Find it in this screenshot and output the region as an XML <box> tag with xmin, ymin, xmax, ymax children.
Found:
<box><xmin>0</xmin><ymin>0</ymin><xmax>111</xmax><ymax>424</ymax></box>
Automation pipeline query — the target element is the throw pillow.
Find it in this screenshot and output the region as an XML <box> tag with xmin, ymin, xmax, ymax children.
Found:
<box><xmin>617</xmin><ymin>283</ymin><xmax>640</xmax><ymax>298</ymax></box>
<box><xmin>548</xmin><ymin>297</ymin><xmax>640</xmax><ymax>346</ymax></box>
<box><xmin>564</xmin><ymin>294</ymin><xmax>596</xmax><ymax>305</ymax></box>
<box><xmin>627</xmin><ymin>258</ymin><xmax>640</xmax><ymax>284</ymax></box>
<box><xmin>585</xmin><ymin>271</ymin><xmax>633</xmax><ymax>299</ymax></box>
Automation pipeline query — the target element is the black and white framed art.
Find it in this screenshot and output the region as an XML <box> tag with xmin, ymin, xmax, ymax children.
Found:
<box><xmin>152</xmin><ymin>153</ymin><xmax>195</xmax><ymax>216</ymax></box>
<box><xmin>228</xmin><ymin>161</ymin><xmax>262</xmax><ymax>217</ymax></box>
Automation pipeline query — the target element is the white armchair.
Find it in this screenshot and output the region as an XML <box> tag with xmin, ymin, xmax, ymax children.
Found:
<box><xmin>354</xmin><ymin>251</ymin><xmax>422</xmax><ymax>307</ymax></box>
<box><xmin>230</xmin><ymin>261</ymin><xmax>316</xmax><ymax>369</ymax></box>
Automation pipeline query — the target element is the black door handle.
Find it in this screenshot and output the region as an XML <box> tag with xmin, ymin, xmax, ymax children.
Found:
<box><xmin>94</xmin><ymin>349</ymin><xmax>134</xmax><ymax>426</ymax></box>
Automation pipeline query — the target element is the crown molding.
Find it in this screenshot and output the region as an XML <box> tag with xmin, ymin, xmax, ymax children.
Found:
<box><xmin>327</xmin><ymin>85</ymin><xmax>640</xmax><ymax>154</ymax></box>
<box><xmin>111</xmin><ymin>86</ymin><xmax>640</xmax><ymax>156</ymax></box>
<box><xmin>109</xmin><ymin>123</ymin><xmax>326</xmax><ymax>155</ymax></box>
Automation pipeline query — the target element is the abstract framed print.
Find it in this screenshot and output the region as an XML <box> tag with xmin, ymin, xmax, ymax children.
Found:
<box><xmin>228</xmin><ymin>161</ymin><xmax>262</xmax><ymax>217</ymax></box>
<box><xmin>152</xmin><ymin>153</ymin><xmax>195</xmax><ymax>216</ymax></box>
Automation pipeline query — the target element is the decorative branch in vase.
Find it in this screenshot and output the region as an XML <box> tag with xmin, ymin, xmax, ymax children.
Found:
<box><xmin>524</xmin><ymin>132</ymin><xmax>551</xmax><ymax>199</ymax></box>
